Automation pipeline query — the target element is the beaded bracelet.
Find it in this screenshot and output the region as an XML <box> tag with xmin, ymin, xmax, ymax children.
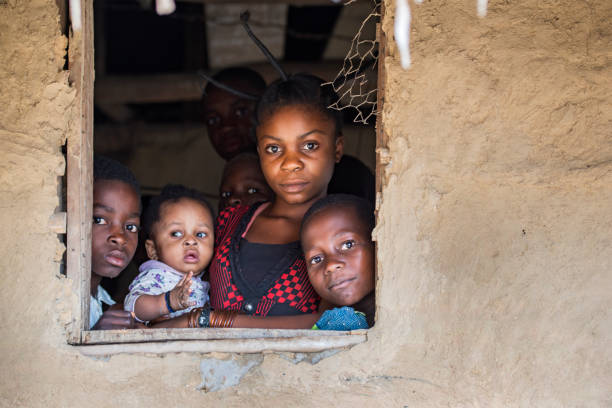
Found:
<box><xmin>164</xmin><ymin>291</ymin><xmax>176</xmax><ymax>314</ymax></box>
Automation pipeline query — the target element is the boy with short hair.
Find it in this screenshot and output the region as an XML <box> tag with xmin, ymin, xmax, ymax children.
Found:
<box><xmin>90</xmin><ymin>156</ymin><xmax>142</xmax><ymax>330</ymax></box>
<box><xmin>301</xmin><ymin>194</ymin><xmax>376</xmax><ymax>330</ymax></box>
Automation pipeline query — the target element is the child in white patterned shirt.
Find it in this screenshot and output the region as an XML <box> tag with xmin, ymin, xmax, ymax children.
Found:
<box><xmin>124</xmin><ymin>184</ymin><xmax>214</xmax><ymax>323</ymax></box>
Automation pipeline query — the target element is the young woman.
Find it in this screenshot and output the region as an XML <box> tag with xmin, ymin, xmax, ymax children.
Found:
<box><xmin>155</xmin><ymin>74</ymin><xmax>344</xmax><ymax>329</ymax></box>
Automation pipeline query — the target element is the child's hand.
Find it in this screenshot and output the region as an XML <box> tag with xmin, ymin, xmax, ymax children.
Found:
<box><xmin>168</xmin><ymin>271</ymin><xmax>195</xmax><ymax>312</ymax></box>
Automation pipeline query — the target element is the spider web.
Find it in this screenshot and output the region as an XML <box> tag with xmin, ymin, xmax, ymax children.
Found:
<box><xmin>325</xmin><ymin>0</ymin><xmax>381</xmax><ymax>125</ymax></box>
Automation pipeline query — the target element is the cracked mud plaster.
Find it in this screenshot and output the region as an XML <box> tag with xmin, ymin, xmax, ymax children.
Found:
<box><xmin>199</xmin><ymin>354</ymin><xmax>264</xmax><ymax>392</ymax></box>
<box><xmin>198</xmin><ymin>349</ymin><xmax>347</xmax><ymax>392</ymax></box>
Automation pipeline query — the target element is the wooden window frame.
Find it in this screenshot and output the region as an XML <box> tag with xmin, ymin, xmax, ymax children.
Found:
<box><xmin>65</xmin><ymin>0</ymin><xmax>379</xmax><ymax>354</ymax></box>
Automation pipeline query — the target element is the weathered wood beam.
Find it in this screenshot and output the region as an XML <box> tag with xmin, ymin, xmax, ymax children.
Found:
<box><xmin>93</xmin><ymin>122</ymin><xmax>204</xmax><ymax>155</ymax></box>
<box><xmin>78</xmin><ymin>333</ymin><xmax>366</xmax><ymax>355</ymax></box>
<box><xmin>250</xmin><ymin>60</ymin><xmax>346</xmax><ymax>84</ymax></box>
<box><xmin>95</xmin><ymin>73</ymin><xmax>204</xmax><ymax>104</ymax></box>
<box><xmin>178</xmin><ymin>0</ymin><xmax>348</xmax><ymax>5</ymax></box>
<box><xmin>82</xmin><ymin>326</ymin><xmax>366</xmax><ymax>344</ymax></box>
<box><xmin>96</xmin><ymin>103</ymin><xmax>134</xmax><ymax>123</ymax></box>
<box><xmin>94</xmin><ymin>61</ymin><xmax>347</xmax><ymax>104</ymax></box>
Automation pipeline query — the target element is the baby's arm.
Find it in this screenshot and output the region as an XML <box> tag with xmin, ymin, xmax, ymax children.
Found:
<box><xmin>131</xmin><ymin>271</ymin><xmax>195</xmax><ymax>322</ymax></box>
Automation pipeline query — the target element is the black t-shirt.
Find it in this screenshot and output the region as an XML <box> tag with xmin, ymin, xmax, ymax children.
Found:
<box><xmin>328</xmin><ymin>154</ymin><xmax>375</xmax><ymax>204</ymax></box>
<box><xmin>238</xmin><ymin>238</ymin><xmax>304</xmax><ymax>316</ymax></box>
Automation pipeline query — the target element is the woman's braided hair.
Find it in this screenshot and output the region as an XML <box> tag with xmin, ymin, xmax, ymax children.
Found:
<box><xmin>255</xmin><ymin>73</ymin><xmax>343</xmax><ymax>138</ymax></box>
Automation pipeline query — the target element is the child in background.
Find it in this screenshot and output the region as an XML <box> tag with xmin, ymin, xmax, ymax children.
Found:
<box><xmin>91</xmin><ymin>156</ymin><xmax>142</xmax><ymax>330</ymax></box>
<box><xmin>202</xmin><ymin>67</ymin><xmax>266</xmax><ymax>161</ymax></box>
<box><xmin>300</xmin><ymin>194</ymin><xmax>376</xmax><ymax>330</ymax></box>
<box><xmin>218</xmin><ymin>152</ymin><xmax>273</xmax><ymax>212</ymax></box>
<box><xmin>124</xmin><ymin>185</ymin><xmax>214</xmax><ymax>323</ymax></box>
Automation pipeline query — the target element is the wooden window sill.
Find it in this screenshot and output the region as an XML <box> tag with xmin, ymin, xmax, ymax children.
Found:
<box><xmin>76</xmin><ymin>328</ymin><xmax>367</xmax><ymax>356</ymax></box>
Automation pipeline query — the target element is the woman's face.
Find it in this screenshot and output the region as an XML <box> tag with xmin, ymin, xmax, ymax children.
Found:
<box><xmin>256</xmin><ymin>105</ymin><xmax>343</xmax><ymax>206</ymax></box>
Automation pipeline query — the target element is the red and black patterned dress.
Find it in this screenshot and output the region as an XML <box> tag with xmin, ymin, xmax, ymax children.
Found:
<box><xmin>209</xmin><ymin>202</ymin><xmax>320</xmax><ymax>317</ymax></box>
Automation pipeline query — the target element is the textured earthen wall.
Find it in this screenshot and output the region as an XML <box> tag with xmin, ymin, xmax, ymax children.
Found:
<box><xmin>0</xmin><ymin>0</ymin><xmax>610</xmax><ymax>406</ymax></box>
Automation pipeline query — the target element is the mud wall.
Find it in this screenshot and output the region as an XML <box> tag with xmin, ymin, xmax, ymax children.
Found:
<box><xmin>0</xmin><ymin>0</ymin><xmax>610</xmax><ymax>406</ymax></box>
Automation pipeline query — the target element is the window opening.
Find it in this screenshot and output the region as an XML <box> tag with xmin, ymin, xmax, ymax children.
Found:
<box><xmin>67</xmin><ymin>0</ymin><xmax>380</xmax><ymax>351</ymax></box>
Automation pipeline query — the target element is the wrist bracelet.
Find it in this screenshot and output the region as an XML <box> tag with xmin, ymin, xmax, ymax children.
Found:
<box><xmin>210</xmin><ymin>310</ymin><xmax>237</xmax><ymax>328</ymax></box>
<box><xmin>165</xmin><ymin>291</ymin><xmax>176</xmax><ymax>314</ymax></box>
<box><xmin>187</xmin><ymin>308</ymin><xmax>201</xmax><ymax>328</ymax></box>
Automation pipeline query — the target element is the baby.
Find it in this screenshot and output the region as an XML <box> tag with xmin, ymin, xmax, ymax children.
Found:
<box><xmin>218</xmin><ymin>152</ymin><xmax>273</xmax><ymax>211</ymax></box>
<box><xmin>125</xmin><ymin>184</ymin><xmax>214</xmax><ymax>323</ymax></box>
<box><xmin>301</xmin><ymin>194</ymin><xmax>376</xmax><ymax>330</ymax></box>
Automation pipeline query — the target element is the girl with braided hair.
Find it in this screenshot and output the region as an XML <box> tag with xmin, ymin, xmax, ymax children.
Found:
<box><xmin>155</xmin><ymin>73</ymin><xmax>345</xmax><ymax>329</ymax></box>
<box><xmin>154</xmin><ymin>14</ymin><xmax>355</xmax><ymax>329</ymax></box>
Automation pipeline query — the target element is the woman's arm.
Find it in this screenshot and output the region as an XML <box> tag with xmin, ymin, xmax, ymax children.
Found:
<box><xmin>152</xmin><ymin>310</ymin><xmax>321</xmax><ymax>329</ymax></box>
<box><xmin>151</xmin><ymin>312</ymin><xmax>190</xmax><ymax>328</ymax></box>
<box><xmin>232</xmin><ymin>313</ymin><xmax>320</xmax><ymax>329</ymax></box>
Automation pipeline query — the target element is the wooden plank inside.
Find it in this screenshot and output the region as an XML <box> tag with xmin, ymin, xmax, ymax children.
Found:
<box><xmin>93</xmin><ymin>61</ymin><xmax>346</xmax><ymax>104</ymax></box>
<box><xmin>179</xmin><ymin>0</ymin><xmax>348</xmax><ymax>5</ymax></box>
<box><xmin>95</xmin><ymin>74</ymin><xmax>204</xmax><ymax>104</ymax></box>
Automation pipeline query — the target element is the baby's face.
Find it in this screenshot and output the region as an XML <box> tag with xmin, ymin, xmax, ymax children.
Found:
<box><xmin>92</xmin><ymin>180</ymin><xmax>140</xmax><ymax>279</ymax></box>
<box><xmin>301</xmin><ymin>206</ymin><xmax>374</xmax><ymax>307</ymax></box>
<box><xmin>146</xmin><ymin>198</ymin><xmax>214</xmax><ymax>275</ymax></box>
<box><xmin>219</xmin><ymin>158</ymin><xmax>273</xmax><ymax>211</ymax></box>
